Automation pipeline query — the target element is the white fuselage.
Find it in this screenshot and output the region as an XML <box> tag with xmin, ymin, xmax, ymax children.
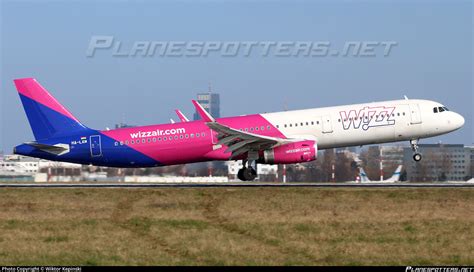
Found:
<box><xmin>262</xmin><ymin>99</ymin><xmax>464</xmax><ymax>149</ymax></box>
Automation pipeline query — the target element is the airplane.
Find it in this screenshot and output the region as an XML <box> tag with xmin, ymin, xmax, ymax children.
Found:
<box><xmin>358</xmin><ymin>165</ymin><xmax>403</xmax><ymax>183</ymax></box>
<box><xmin>12</xmin><ymin>78</ymin><xmax>465</xmax><ymax>181</ymax></box>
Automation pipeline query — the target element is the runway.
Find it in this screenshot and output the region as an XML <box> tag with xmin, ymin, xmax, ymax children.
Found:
<box><xmin>0</xmin><ymin>182</ymin><xmax>473</xmax><ymax>188</ymax></box>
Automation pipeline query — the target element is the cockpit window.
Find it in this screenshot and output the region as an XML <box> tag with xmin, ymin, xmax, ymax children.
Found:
<box><xmin>443</xmin><ymin>107</ymin><xmax>449</xmax><ymax>111</ymax></box>
<box><xmin>438</xmin><ymin>107</ymin><xmax>445</xmax><ymax>112</ymax></box>
<box><xmin>433</xmin><ymin>107</ymin><xmax>438</xmax><ymax>113</ymax></box>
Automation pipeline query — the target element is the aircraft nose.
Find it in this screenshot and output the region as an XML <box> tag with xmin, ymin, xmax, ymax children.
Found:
<box><xmin>452</xmin><ymin>112</ymin><xmax>465</xmax><ymax>130</ymax></box>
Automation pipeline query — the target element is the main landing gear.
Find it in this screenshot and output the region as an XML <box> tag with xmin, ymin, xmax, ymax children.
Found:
<box><xmin>237</xmin><ymin>159</ymin><xmax>257</xmax><ymax>181</ymax></box>
<box><xmin>410</xmin><ymin>139</ymin><xmax>422</xmax><ymax>162</ymax></box>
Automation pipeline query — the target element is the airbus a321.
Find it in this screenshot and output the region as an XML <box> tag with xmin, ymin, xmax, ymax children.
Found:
<box><xmin>13</xmin><ymin>78</ymin><xmax>465</xmax><ymax>181</ymax></box>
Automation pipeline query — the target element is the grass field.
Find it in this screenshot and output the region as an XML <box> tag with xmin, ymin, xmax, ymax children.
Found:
<box><xmin>0</xmin><ymin>187</ymin><xmax>472</xmax><ymax>265</ymax></box>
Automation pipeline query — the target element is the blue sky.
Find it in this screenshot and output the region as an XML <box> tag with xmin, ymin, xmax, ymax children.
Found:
<box><xmin>0</xmin><ymin>0</ymin><xmax>472</xmax><ymax>153</ymax></box>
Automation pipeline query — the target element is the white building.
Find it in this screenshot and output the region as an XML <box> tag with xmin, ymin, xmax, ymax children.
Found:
<box><xmin>227</xmin><ymin>160</ymin><xmax>277</xmax><ymax>179</ymax></box>
<box><xmin>0</xmin><ymin>155</ymin><xmax>82</xmax><ymax>176</ymax></box>
<box><xmin>0</xmin><ymin>155</ymin><xmax>40</xmax><ymax>174</ymax></box>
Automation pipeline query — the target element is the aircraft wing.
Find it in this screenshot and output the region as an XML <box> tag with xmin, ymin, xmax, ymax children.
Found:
<box><xmin>207</xmin><ymin>121</ymin><xmax>294</xmax><ymax>159</ymax></box>
<box><xmin>192</xmin><ymin>99</ymin><xmax>297</xmax><ymax>159</ymax></box>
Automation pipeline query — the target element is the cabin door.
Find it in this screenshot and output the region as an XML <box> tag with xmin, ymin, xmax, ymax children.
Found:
<box><xmin>90</xmin><ymin>135</ymin><xmax>102</xmax><ymax>157</ymax></box>
<box><xmin>409</xmin><ymin>103</ymin><xmax>422</xmax><ymax>124</ymax></box>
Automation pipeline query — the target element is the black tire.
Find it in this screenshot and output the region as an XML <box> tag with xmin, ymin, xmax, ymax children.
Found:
<box><xmin>413</xmin><ymin>153</ymin><xmax>422</xmax><ymax>162</ymax></box>
<box><xmin>243</xmin><ymin>168</ymin><xmax>257</xmax><ymax>181</ymax></box>
<box><xmin>237</xmin><ymin>168</ymin><xmax>246</xmax><ymax>181</ymax></box>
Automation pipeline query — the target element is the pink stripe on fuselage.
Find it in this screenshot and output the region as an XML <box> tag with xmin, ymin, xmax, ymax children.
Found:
<box><xmin>14</xmin><ymin>78</ymin><xmax>79</xmax><ymax>122</ymax></box>
<box><xmin>101</xmin><ymin>113</ymin><xmax>285</xmax><ymax>165</ymax></box>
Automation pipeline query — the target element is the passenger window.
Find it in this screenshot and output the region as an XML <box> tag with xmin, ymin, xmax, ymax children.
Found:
<box><xmin>169</xmin><ymin>136</ymin><xmax>172</xmax><ymax>140</ymax></box>
<box><xmin>201</xmin><ymin>132</ymin><xmax>205</xmax><ymax>137</ymax></box>
<box><xmin>114</xmin><ymin>142</ymin><xmax>118</xmax><ymax>146</ymax></box>
<box><xmin>180</xmin><ymin>135</ymin><xmax>183</xmax><ymax>139</ymax></box>
<box><xmin>158</xmin><ymin>137</ymin><xmax>162</xmax><ymax>141</ymax></box>
<box><xmin>250</xmin><ymin>127</ymin><xmax>254</xmax><ymax>131</ymax></box>
<box><xmin>125</xmin><ymin>141</ymin><xmax>129</xmax><ymax>145</ymax></box>
<box><xmin>311</xmin><ymin>121</ymin><xmax>314</xmax><ymax>125</ymax></box>
<box><xmin>152</xmin><ymin>138</ymin><xmax>156</xmax><ymax>142</ymax></box>
<box><xmin>295</xmin><ymin>123</ymin><xmax>298</xmax><ymax>127</ymax></box>
<box><xmin>306</xmin><ymin>122</ymin><xmax>309</xmax><ymax>125</ymax></box>
<box><xmin>185</xmin><ymin>134</ymin><xmax>189</xmax><ymax>139</ymax></box>
<box><xmin>300</xmin><ymin>122</ymin><xmax>303</xmax><ymax>126</ymax></box>
<box><xmin>191</xmin><ymin>134</ymin><xmax>194</xmax><ymax>138</ymax></box>
<box><xmin>261</xmin><ymin>126</ymin><xmax>265</xmax><ymax>130</ymax></box>
<box><xmin>267</xmin><ymin>125</ymin><xmax>271</xmax><ymax>130</ymax></box>
<box><xmin>147</xmin><ymin>138</ymin><xmax>151</xmax><ymax>142</ymax></box>
<box><xmin>142</xmin><ymin>139</ymin><xmax>146</xmax><ymax>143</ymax></box>
<box><xmin>120</xmin><ymin>141</ymin><xmax>124</xmax><ymax>145</ymax></box>
<box><xmin>255</xmin><ymin>127</ymin><xmax>259</xmax><ymax>131</ymax></box>
<box><xmin>163</xmin><ymin>137</ymin><xmax>167</xmax><ymax>141</ymax></box>
<box><xmin>196</xmin><ymin>133</ymin><xmax>200</xmax><ymax>137</ymax></box>
<box><xmin>284</xmin><ymin>124</ymin><xmax>287</xmax><ymax>128</ymax></box>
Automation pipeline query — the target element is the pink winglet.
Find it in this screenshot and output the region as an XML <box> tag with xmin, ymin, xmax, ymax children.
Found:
<box><xmin>192</xmin><ymin>100</ymin><xmax>215</xmax><ymax>122</ymax></box>
<box><xmin>175</xmin><ymin>109</ymin><xmax>189</xmax><ymax>122</ymax></box>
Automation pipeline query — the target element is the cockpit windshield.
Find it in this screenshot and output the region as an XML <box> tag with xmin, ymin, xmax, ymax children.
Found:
<box><xmin>433</xmin><ymin>106</ymin><xmax>449</xmax><ymax>113</ymax></box>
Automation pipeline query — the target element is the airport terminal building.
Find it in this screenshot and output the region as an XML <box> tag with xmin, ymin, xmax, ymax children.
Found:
<box><xmin>403</xmin><ymin>144</ymin><xmax>472</xmax><ymax>181</ymax></box>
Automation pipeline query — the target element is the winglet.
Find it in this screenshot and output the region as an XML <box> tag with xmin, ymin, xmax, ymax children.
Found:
<box><xmin>192</xmin><ymin>100</ymin><xmax>215</xmax><ymax>122</ymax></box>
<box><xmin>175</xmin><ymin>109</ymin><xmax>189</xmax><ymax>122</ymax></box>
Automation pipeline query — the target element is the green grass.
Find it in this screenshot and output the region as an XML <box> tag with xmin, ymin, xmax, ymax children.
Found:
<box><xmin>0</xmin><ymin>187</ymin><xmax>472</xmax><ymax>265</ymax></box>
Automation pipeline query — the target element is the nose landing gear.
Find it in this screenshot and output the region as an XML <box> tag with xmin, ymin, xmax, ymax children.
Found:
<box><xmin>410</xmin><ymin>139</ymin><xmax>422</xmax><ymax>162</ymax></box>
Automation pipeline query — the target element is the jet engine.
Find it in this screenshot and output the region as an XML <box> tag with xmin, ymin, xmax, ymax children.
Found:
<box><xmin>259</xmin><ymin>140</ymin><xmax>317</xmax><ymax>164</ymax></box>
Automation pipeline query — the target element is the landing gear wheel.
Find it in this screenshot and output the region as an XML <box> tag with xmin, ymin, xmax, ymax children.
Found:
<box><xmin>410</xmin><ymin>139</ymin><xmax>422</xmax><ymax>162</ymax></box>
<box><xmin>242</xmin><ymin>167</ymin><xmax>257</xmax><ymax>181</ymax></box>
<box><xmin>413</xmin><ymin>153</ymin><xmax>422</xmax><ymax>162</ymax></box>
<box><xmin>237</xmin><ymin>168</ymin><xmax>245</xmax><ymax>181</ymax></box>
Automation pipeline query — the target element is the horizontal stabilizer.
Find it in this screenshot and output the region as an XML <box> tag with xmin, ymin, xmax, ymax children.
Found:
<box><xmin>24</xmin><ymin>142</ymin><xmax>70</xmax><ymax>156</ymax></box>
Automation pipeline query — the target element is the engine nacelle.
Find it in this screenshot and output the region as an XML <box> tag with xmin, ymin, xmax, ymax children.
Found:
<box><xmin>259</xmin><ymin>140</ymin><xmax>317</xmax><ymax>164</ymax></box>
